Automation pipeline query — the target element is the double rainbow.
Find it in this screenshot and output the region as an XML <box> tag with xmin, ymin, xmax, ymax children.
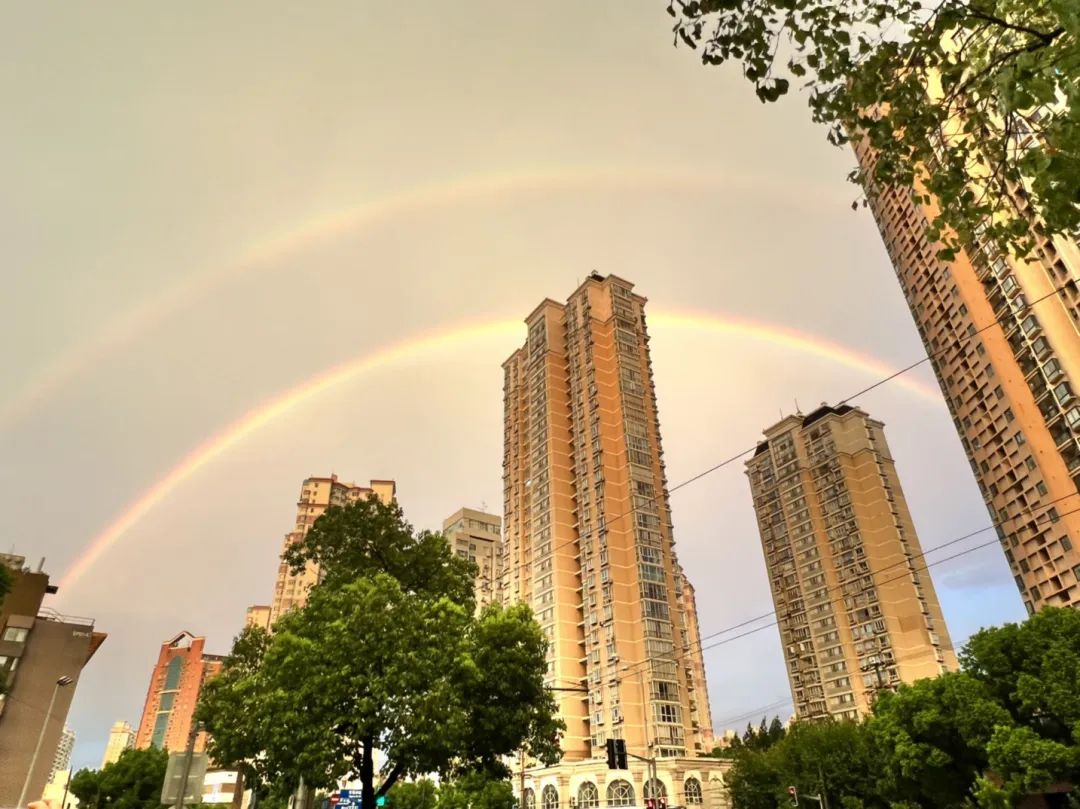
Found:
<box><xmin>56</xmin><ymin>311</ymin><xmax>940</xmax><ymax>593</ymax></box>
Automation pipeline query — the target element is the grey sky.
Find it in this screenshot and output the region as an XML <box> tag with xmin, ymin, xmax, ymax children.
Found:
<box><xmin>0</xmin><ymin>1</ymin><xmax>1024</xmax><ymax>770</ymax></box>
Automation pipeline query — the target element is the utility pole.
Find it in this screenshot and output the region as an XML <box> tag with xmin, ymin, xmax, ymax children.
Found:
<box><xmin>174</xmin><ymin>722</ymin><xmax>201</xmax><ymax>809</ymax></box>
<box><xmin>817</xmin><ymin>765</ymin><xmax>830</xmax><ymax>809</ymax></box>
<box><xmin>518</xmin><ymin>749</ymin><xmax>525</xmax><ymax>807</ymax></box>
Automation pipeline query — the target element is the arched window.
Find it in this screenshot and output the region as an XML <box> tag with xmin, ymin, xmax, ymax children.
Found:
<box><xmin>684</xmin><ymin>778</ymin><xmax>703</xmax><ymax>805</ymax></box>
<box><xmin>523</xmin><ymin>788</ymin><xmax>536</xmax><ymax>809</ymax></box>
<box><xmin>542</xmin><ymin>786</ymin><xmax>559</xmax><ymax>809</ymax></box>
<box><xmin>643</xmin><ymin>779</ymin><xmax>667</xmax><ymax>800</ymax></box>
<box><xmin>578</xmin><ymin>782</ymin><xmax>599</xmax><ymax>809</ymax></box>
<box><xmin>606</xmin><ymin>780</ymin><xmax>635</xmax><ymax>807</ymax></box>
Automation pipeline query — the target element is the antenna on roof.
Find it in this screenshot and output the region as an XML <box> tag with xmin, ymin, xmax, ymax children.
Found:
<box><xmin>794</xmin><ymin>397</ymin><xmax>802</xmax><ymax>415</ymax></box>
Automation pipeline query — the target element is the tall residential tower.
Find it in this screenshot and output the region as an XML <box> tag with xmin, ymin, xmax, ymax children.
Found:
<box><xmin>442</xmin><ymin>507</ymin><xmax>502</xmax><ymax>611</ymax></box>
<box><xmin>101</xmin><ymin>720</ymin><xmax>136</xmax><ymax>768</ymax></box>
<box><xmin>503</xmin><ymin>274</ymin><xmax>723</xmax><ymax>808</ymax></box>
<box><xmin>855</xmin><ymin>139</ymin><xmax>1080</xmax><ymax>613</ymax></box>
<box><xmin>135</xmin><ymin>632</ymin><xmax>223</xmax><ymax>753</ymax></box>
<box><xmin>261</xmin><ymin>475</ymin><xmax>396</xmax><ymax>625</ymax></box>
<box><xmin>747</xmin><ymin>405</ymin><xmax>957</xmax><ymax>719</ymax></box>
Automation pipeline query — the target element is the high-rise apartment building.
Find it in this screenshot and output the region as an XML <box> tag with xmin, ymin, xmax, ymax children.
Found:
<box><xmin>244</xmin><ymin>605</ymin><xmax>271</xmax><ymax>631</ymax></box>
<box><xmin>262</xmin><ymin>475</ymin><xmax>396</xmax><ymax>624</ymax></box>
<box><xmin>135</xmin><ymin>632</ymin><xmax>223</xmax><ymax>754</ymax></box>
<box><xmin>49</xmin><ymin>726</ymin><xmax>76</xmax><ymax>782</ymax></box>
<box><xmin>442</xmin><ymin>507</ymin><xmax>502</xmax><ymax>611</ymax></box>
<box><xmin>746</xmin><ymin>404</ymin><xmax>957</xmax><ymax>719</ymax></box>
<box><xmin>0</xmin><ymin>554</ymin><xmax>106</xmax><ymax>807</ymax></box>
<box><xmin>101</xmin><ymin>720</ymin><xmax>136</xmax><ymax>768</ymax></box>
<box><xmin>854</xmin><ymin>138</ymin><xmax>1080</xmax><ymax>613</ymax></box>
<box><xmin>503</xmin><ymin>274</ymin><xmax>725</xmax><ymax>808</ymax></box>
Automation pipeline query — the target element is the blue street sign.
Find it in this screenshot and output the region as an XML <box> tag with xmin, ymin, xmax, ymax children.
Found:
<box><xmin>337</xmin><ymin>790</ymin><xmax>362</xmax><ymax>809</ymax></box>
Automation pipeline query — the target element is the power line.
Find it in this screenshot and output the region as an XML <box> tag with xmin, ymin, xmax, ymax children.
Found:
<box><xmin>516</xmin><ymin>281</ymin><xmax>1070</xmax><ymax>582</ymax></box>
<box><xmin>610</xmin><ymin>488</ymin><xmax>1080</xmax><ymax>687</ymax></box>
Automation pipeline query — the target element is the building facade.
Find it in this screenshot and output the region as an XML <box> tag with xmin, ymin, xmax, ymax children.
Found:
<box><xmin>503</xmin><ymin>274</ymin><xmax>725</xmax><ymax>807</ymax></box>
<box><xmin>244</xmin><ymin>606</ymin><xmax>271</xmax><ymax>632</ymax></box>
<box><xmin>262</xmin><ymin>476</ymin><xmax>396</xmax><ymax>624</ymax></box>
<box><xmin>854</xmin><ymin>138</ymin><xmax>1080</xmax><ymax>612</ymax></box>
<box><xmin>746</xmin><ymin>405</ymin><xmax>957</xmax><ymax>719</ymax></box>
<box><xmin>442</xmin><ymin>507</ymin><xmax>502</xmax><ymax>611</ymax></box>
<box><xmin>101</xmin><ymin>720</ymin><xmax>136</xmax><ymax>768</ymax></box>
<box><xmin>0</xmin><ymin>554</ymin><xmax>106</xmax><ymax>807</ymax></box>
<box><xmin>50</xmin><ymin>726</ymin><xmax>76</xmax><ymax>782</ymax></box>
<box><xmin>135</xmin><ymin>632</ymin><xmax>224</xmax><ymax>754</ymax></box>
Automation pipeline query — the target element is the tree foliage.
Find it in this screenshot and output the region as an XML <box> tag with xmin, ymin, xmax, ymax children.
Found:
<box><xmin>0</xmin><ymin>561</ymin><xmax>11</xmax><ymax>603</ymax></box>
<box><xmin>725</xmin><ymin>719</ymin><xmax>883</xmax><ymax>809</ymax></box>
<box><xmin>69</xmin><ymin>748</ymin><xmax>169</xmax><ymax>809</ymax></box>
<box><xmin>199</xmin><ymin>500</ymin><xmax>561</xmax><ymax>809</ymax></box>
<box><xmin>671</xmin><ymin>0</ymin><xmax>1079</xmax><ymax>256</ymax></box>
<box><xmin>724</xmin><ymin>608</ymin><xmax>1080</xmax><ymax>807</ymax></box>
<box><xmin>282</xmin><ymin>496</ymin><xmax>478</xmax><ymax>614</ymax></box>
<box><xmin>431</xmin><ymin>773</ymin><xmax>516</xmax><ymax>809</ymax></box>
<box><xmin>385</xmin><ymin>779</ymin><xmax>438</xmax><ymax>809</ymax></box>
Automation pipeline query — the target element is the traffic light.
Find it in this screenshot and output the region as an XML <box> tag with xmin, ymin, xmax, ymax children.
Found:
<box><xmin>604</xmin><ymin>738</ymin><xmax>628</xmax><ymax>769</ymax></box>
<box><xmin>376</xmin><ymin>797</ymin><xmax>387</xmax><ymax>807</ymax></box>
<box><xmin>787</xmin><ymin>786</ymin><xmax>798</xmax><ymax>806</ymax></box>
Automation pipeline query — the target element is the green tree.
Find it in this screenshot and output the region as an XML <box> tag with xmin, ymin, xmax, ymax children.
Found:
<box><xmin>200</xmin><ymin>503</ymin><xmax>562</xmax><ymax>809</ymax></box>
<box><xmin>69</xmin><ymin>748</ymin><xmax>169</xmax><ymax>809</ymax></box>
<box><xmin>870</xmin><ymin>673</ymin><xmax>1011</xmax><ymax>808</ymax></box>
<box><xmin>0</xmin><ymin>561</ymin><xmax>11</xmax><ymax>603</ymax></box>
<box><xmin>671</xmin><ymin>0</ymin><xmax>1080</xmax><ymax>257</ymax></box>
<box><xmin>726</xmin><ymin>720</ymin><xmax>883</xmax><ymax>808</ymax></box>
<box><xmin>281</xmin><ymin>496</ymin><xmax>478</xmax><ymax>613</ymax></box>
<box><xmin>766</xmin><ymin>716</ymin><xmax>786</xmax><ymax>747</ymax></box>
<box><xmin>434</xmin><ymin>773</ymin><xmax>516</xmax><ymax>809</ymax></box>
<box><xmin>386</xmin><ymin>779</ymin><xmax>438</xmax><ymax>809</ymax></box>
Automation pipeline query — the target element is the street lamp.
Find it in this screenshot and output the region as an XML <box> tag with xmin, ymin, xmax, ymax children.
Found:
<box><xmin>18</xmin><ymin>675</ymin><xmax>75</xmax><ymax>808</ymax></box>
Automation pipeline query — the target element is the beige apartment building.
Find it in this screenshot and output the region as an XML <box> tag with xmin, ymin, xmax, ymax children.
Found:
<box><xmin>0</xmin><ymin>554</ymin><xmax>106</xmax><ymax>807</ymax></box>
<box><xmin>260</xmin><ymin>475</ymin><xmax>396</xmax><ymax>624</ymax></box>
<box><xmin>855</xmin><ymin>137</ymin><xmax>1080</xmax><ymax>613</ymax></box>
<box><xmin>442</xmin><ymin>507</ymin><xmax>502</xmax><ymax>611</ymax></box>
<box><xmin>101</xmin><ymin>720</ymin><xmax>136</xmax><ymax>768</ymax></box>
<box><xmin>503</xmin><ymin>274</ymin><xmax>727</xmax><ymax>809</ymax></box>
<box><xmin>746</xmin><ymin>404</ymin><xmax>957</xmax><ymax>719</ymax></box>
<box><xmin>244</xmin><ymin>605</ymin><xmax>271</xmax><ymax>632</ymax></box>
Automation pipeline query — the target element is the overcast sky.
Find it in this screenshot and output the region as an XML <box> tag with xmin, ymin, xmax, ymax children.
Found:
<box><xmin>1</xmin><ymin>1</ymin><xmax>1025</xmax><ymax>771</ymax></box>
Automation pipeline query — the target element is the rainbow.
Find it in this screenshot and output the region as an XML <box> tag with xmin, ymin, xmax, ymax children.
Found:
<box><xmin>56</xmin><ymin>311</ymin><xmax>940</xmax><ymax>594</ymax></box>
<box><xmin>0</xmin><ymin>166</ymin><xmax>851</xmax><ymax>430</ymax></box>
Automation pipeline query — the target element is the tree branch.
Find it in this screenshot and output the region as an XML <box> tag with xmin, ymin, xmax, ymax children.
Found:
<box><xmin>963</xmin><ymin>7</ymin><xmax>1065</xmax><ymax>44</ymax></box>
<box><xmin>375</xmin><ymin>763</ymin><xmax>407</xmax><ymax>797</ymax></box>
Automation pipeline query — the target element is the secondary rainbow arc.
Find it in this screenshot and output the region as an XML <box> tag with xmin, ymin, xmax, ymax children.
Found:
<box><xmin>0</xmin><ymin>166</ymin><xmax>851</xmax><ymax>430</ymax></box>
<box><xmin>56</xmin><ymin>311</ymin><xmax>941</xmax><ymax>594</ymax></box>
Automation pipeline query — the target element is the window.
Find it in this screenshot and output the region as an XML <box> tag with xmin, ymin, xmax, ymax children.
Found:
<box><xmin>1062</xmin><ymin>537</ymin><xmax>1073</xmax><ymax>552</ymax></box>
<box><xmin>542</xmin><ymin>786</ymin><xmax>559</xmax><ymax>809</ymax></box>
<box><xmin>2</xmin><ymin>627</ymin><xmax>28</xmax><ymax>643</ymax></box>
<box><xmin>164</xmin><ymin>657</ymin><xmax>183</xmax><ymax>690</ymax></box>
<box><xmin>684</xmin><ymin>779</ymin><xmax>703</xmax><ymax>806</ymax></box>
<box><xmin>1037</xmin><ymin>482</ymin><xmax>1048</xmax><ymax>496</ymax></box>
<box><xmin>578</xmin><ymin>783</ymin><xmax>599</xmax><ymax>809</ymax></box>
<box><xmin>1054</xmin><ymin>382</ymin><xmax>1073</xmax><ymax>405</ymax></box>
<box><xmin>523</xmin><ymin>790</ymin><xmax>536</xmax><ymax>809</ymax></box>
<box><xmin>607</xmin><ymin>780</ymin><xmax>635</xmax><ymax>807</ymax></box>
